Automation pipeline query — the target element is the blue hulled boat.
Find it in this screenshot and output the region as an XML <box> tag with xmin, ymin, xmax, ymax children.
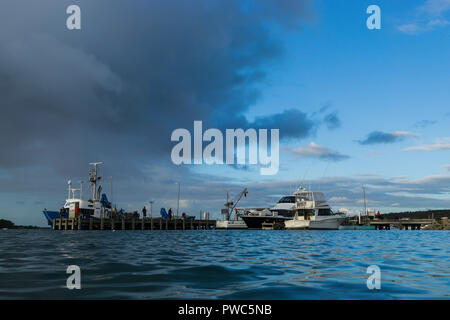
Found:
<box><xmin>42</xmin><ymin>162</ymin><xmax>112</xmax><ymax>226</ymax></box>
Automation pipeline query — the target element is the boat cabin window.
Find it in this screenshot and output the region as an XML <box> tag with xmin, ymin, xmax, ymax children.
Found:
<box><xmin>318</xmin><ymin>209</ymin><xmax>333</xmax><ymax>216</ymax></box>
<box><xmin>296</xmin><ymin>192</ymin><xmax>326</xmax><ymax>202</ymax></box>
<box><xmin>298</xmin><ymin>209</ymin><xmax>314</xmax><ymax>220</ymax></box>
<box><xmin>278</xmin><ymin>196</ymin><xmax>295</xmax><ymax>203</ymax></box>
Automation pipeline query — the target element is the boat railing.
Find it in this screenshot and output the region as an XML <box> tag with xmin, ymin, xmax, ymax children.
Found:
<box><xmin>296</xmin><ymin>201</ymin><xmax>315</xmax><ymax>209</ymax></box>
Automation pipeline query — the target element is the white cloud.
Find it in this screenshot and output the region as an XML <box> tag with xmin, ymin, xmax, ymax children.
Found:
<box><xmin>397</xmin><ymin>23</ymin><xmax>425</xmax><ymax>34</ymax></box>
<box><xmin>428</xmin><ymin>18</ymin><xmax>450</xmax><ymax>26</ymax></box>
<box><xmin>328</xmin><ymin>196</ymin><xmax>349</xmax><ymax>202</ymax></box>
<box><xmin>337</xmin><ymin>208</ymin><xmax>358</xmax><ymax>215</ymax></box>
<box><xmin>419</xmin><ymin>0</ymin><xmax>450</xmax><ymax>16</ymax></box>
<box><xmin>397</xmin><ymin>19</ymin><xmax>450</xmax><ymax>34</ymax></box>
<box><xmin>393</xmin><ymin>174</ymin><xmax>450</xmax><ymax>185</ymax></box>
<box><xmin>442</xmin><ymin>164</ymin><xmax>450</xmax><ymax>171</ymax></box>
<box><xmin>397</xmin><ymin>0</ymin><xmax>450</xmax><ymax>34</ymax></box>
<box><xmin>387</xmin><ymin>191</ymin><xmax>450</xmax><ymax>201</ymax></box>
<box><xmin>393</xmin><ymin>131</ymin><xmax>419</xmax><ymax>137</ymax></box>
<box><xmin>404</xmin><ymin>143</ymin><xmax>450</xmax><ymax>151</ymax></box>
<box><xmin>291</xmin><ymin>142</ymin><xmax>349</xmax><ymax>161</ymax></box>
<box><xmin>435</xmin><ymin>137</ymin><xmax>450</xmax><ymax>143</ymax></box>
<box><xmin>294</xmin><ymin>142</ymin><xmax>329</xmax><ymax>156</ymax></box>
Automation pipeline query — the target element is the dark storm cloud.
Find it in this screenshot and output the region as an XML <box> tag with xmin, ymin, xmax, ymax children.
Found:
<box><xmin>0</xmin><ymin>0</ymin><xmax>313</xmax><ymax>174</ymax></box>
<box><xmin>0</xmin><ymin>0</ymin><xmax>318</xmax><ymax>219</ymax></box>
<box><xmin>251</xmin><ymin>109</ymin><xmax>317</xmax><ymax>140</ymax></box>
<box><xmin>358</xmin><ymin>131</ymin><xmax>418</xmax><ymax>145</ymax></box>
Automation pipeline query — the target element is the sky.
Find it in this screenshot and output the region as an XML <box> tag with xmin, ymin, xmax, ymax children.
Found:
<box><xmin>0</xmin><ymin>0</ymin><xmax>449</xmax><ymax>226</ymax></box>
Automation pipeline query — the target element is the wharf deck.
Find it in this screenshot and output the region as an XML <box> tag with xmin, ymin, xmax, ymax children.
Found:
<box><xmin>52</xmin><ymin>217</ymin><xmax>216</xmax><ymax>231</ymax></box>
<box><xmin>368</xmin><ymin>218</ymin><xmax>434</xmax><ymax>230</ymax></box>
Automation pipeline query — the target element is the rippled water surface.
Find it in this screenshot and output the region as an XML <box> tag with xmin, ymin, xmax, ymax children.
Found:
<box><xmin>0</xmin><ymin>229</ymin><xmax>448</xmax><ymax>299</ymax></box>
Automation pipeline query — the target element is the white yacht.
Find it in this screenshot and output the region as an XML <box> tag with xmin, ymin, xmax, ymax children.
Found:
<box><xmin>240</xmin><ymin>195</ymin><xmax>296</xmax><ymax>229</ymax></box>
<box><xmin>284</xmin><ymin>187</ymin><xmax>346</xmax><ymax>230</ymax></box>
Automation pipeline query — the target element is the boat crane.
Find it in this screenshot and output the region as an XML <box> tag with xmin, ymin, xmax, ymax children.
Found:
<box><xmin>223</xmin><ymin>188</ymin><xmax>248</xmax><ymax>221</ymax></box>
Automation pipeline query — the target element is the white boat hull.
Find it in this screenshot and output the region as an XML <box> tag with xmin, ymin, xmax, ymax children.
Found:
<box><xmin>309</xmin><ymin>217</ymin><xmax>345</xmax><ymax>230</ymax></box>
<box><xmin>215</xmin><ymin>220</ymin><xmax>248</xmax><ymax>229</ymax></box>
<box><xmin>285</xmin><ymin>217</ymin><xmax>346</xmax><ymax>230</ymax></box>
<box><xmin>284</xmin><ymin>219</ymin><xmax>309</xmax><ymax>230</ymax></box>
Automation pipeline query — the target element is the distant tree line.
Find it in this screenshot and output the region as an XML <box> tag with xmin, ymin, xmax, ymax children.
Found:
<box><xmin>0</xmin><ymin>219</ymin><xmax>40</xmax><ymax>229</ymax></box>
<box><xmin>383</xmin><ymin>210</ymin><xmax>450</xmax><ymax>220</ymax></box>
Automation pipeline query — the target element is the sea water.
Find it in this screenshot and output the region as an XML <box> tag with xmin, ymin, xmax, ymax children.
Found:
<box><xmin>0</xmin><ymin>229</ymin><xmax>448</xmax><ymax>299</ymax></box>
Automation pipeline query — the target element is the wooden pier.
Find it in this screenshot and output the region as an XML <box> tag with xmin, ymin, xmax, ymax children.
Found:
<box><xmin>52</xmin><ymin>217</ymin><xmax>216</xmax><ymax>231</ymax></box>
<box><xmin>368</xmin><ymin>218</ymin><xmax>434</xmax><ymax>230</ymax></box>
<box><xmin>53</xmin><ymin>217</ymin><xmax>439</xmax><ymax>231</ymax></box>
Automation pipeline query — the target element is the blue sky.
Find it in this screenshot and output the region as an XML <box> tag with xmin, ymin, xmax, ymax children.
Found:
<box><xmin>194</xmin><ymin>0</ymin><xmax>450</xmax><ymax>211</ymax></box>
<box><xmin>0</xmin><ymin>0</ymin><xmax>449</xmax><ymax>226</ymax></box>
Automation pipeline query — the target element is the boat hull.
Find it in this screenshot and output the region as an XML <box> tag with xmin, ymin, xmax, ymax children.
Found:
<box><xmin>284</xmin><ymin>219</ymin><xmax>309</xmax><ymax>230</ymax></box>
<box><xmin>241</xmin><ymin>216</ymin><xmax>290</xmax><ymax>229</ymax></box>
<box><xmin>285</xmin><ymin>217</ymin><xmax>346</xmax><ymax>230</ymax></box>
<box><xmin>338</xmin><ymin>225</ymin><xmax>376</xmax><ymax>230</ymax></box>
<box><xmin>42</xmin><ymin>210</ymin><xmax>68</xmax><ymax>226</ymax></box>
<box><xmin>309</xmin><ymin>217</ymin><xmax>346</xmax><ymax>230</ymax></box>
<box><xmin>215</xmin><ymin>220</ymin><xmax>248</xmax><ymax>229</ymax></box>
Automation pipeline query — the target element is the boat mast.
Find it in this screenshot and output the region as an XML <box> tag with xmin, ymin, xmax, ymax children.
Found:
<box><xmin>225</xmin><ymin>191</ymin><xmax>231</xmax><ymax>220</ymax></box>
<box><xmin>67</xmin><ymin>180</ymin><xmax>72</xmax><ymax>199</ymax></box>
<box><xmin>110</xmin><ymin>176</ymin><xmax>113</xmax><ymax>206</ymax></box>
<box><xmin>362</xmin><ymin>186</ymin><xmax>367</xmax><ymax>217</ymax></box>
<box><xmin>89</xmin><ymin>162</ymin><xmax>103</xmax><ymax>201</ymax></box>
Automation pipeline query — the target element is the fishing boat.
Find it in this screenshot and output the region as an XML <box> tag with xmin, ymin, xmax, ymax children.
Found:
<box><xmin>216</xmin><ymin>188</ymin><xmax>248</xmax><ymax>229</ymax></box>
<box><xmin>42</xmin><ymin>162</ymin><xmax>112</xmax><ymax>226</ymax></box>
<box><xmin>284</xmin><ymin>187</ymin><xmax>346</xmax><ymax>230</ymax></box>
